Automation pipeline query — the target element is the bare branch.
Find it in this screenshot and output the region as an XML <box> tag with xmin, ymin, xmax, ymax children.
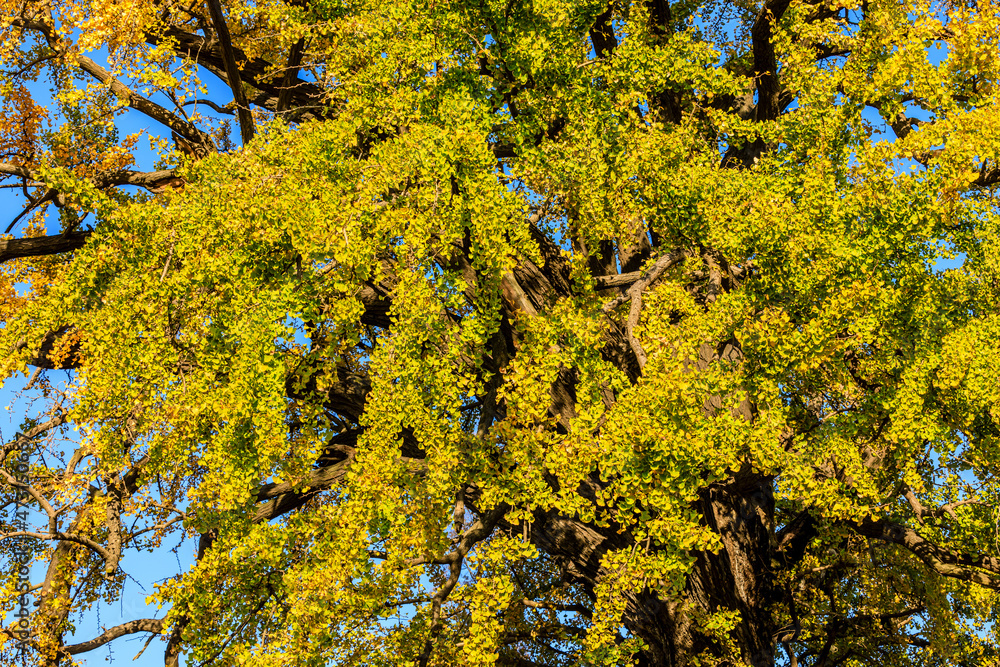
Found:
<box><xmin>4</xmin><ymin>188</ymin><xmax>56</xmax><ymax>234</ymax></box>
<box><xmin>205</xmin><ymin>0</ymin><xmax>254</xmax><ymax>144</ymax></box>
<box><xmin>501</xmin><ymin>272</ymin><xmax>538</xmax><ymax>317</ymax></box>
<box><xmin>64</xmin><ymin>618</ymin><xmax>164</xmax><ymax>655</ymax></box>
<box><xmin>182</xmin><ymin>98</ymin><xmax>235</xmax><ymax>115</ymax></box>
<box><xmin>1</xmin><ymin>414</ymin><xmax>69</xmax><ymax>465</ymax></box>
<box><xmin>0</xmin><ymin>231</ymin><xmax>90</xmax><ymax>266</ymax></box>
<box><xmin>1</xmin><ymin>530</ymin><xmax>112</xmax><ymax>562</ymax></box>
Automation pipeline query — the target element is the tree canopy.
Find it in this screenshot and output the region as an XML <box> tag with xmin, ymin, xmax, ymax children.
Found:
<box><xmin>2</xmin><ymin>0</ymin><xmax>1000</xmax><ymax>665</ymax></box>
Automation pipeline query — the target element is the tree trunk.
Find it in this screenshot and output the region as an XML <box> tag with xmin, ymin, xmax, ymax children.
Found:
<box><xmin>528</xmin><ymin>472</ymin><xmax>777</xmax><ymax>666</ymax></box>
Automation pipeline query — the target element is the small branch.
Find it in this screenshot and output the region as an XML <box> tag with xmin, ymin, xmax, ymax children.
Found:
<box><xmin>182</xmin><ymin>98</ymin><xmax>235</xmax><ymax>115</ymax></box>
<box><xmin>4</xmin><ymin>189</ymin><xmax>56</xmax><ymax>234</ymax></box>
<box><xmin>1</xmin><ymin>414</ymin><xmax>69</xmax><ymax>465</ymax></box>
<box><xmin>78</xmin><ymin>56</ymin><xmax>214</xmax><ymax>151</ymax></box>
<box><xmin>9</xmin><ymin>50</ymin><xmax>59</xmax><ymax>78</ymax></box>
<box><xmin>520</xmin><ymin>598</ymin><xmax>593</xmax><ymax>619</ymax></box>
<box><xmin>0</xmin><ymin>470</ymin><xmax>59</xmax><ymax>524</ymax></box>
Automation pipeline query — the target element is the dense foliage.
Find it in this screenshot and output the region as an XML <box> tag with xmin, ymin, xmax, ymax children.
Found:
<box><xmin>2</xmin><ymin>0</ymin><xmax>1000</xmax><ymax>665</ymax></box>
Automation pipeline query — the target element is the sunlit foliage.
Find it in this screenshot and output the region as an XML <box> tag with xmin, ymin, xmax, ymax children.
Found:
<box><xmin>2</xmin><ymin>0</ymin><xmax>1000</xmax><ymax>665</ymax></box>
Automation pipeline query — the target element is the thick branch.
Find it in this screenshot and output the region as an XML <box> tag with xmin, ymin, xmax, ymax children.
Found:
<box><xmin>102</xmin><ymin>479</ymin><xmax>125</xmax><ymax>576</ymax></box>
<box><xmin>73</xmin><ymin>55</ymin><xmax>215</xmax><ymax>154</ymax></box>
<box><xmin>850</xmin><ymin>517</ymin><xmax>1000</xmax><ymax>588</ymax></box>
<box><xmin>501</xmin><ymin>272</ymin><xmax>538</xmax><ymax>317</ymax></box>
<box><xmin>418</xmin><ymin>506</ymin><xmax>506</xmax><ymax>666</ymax></box>
<box><xmin>0</xmin><ymin>414</ymin><xmax>68</xmax><ymax>465</ymax></box>
<box><xmin>0</xmin><ymin>231</ymin><xmax>89</xmax><ymax>265</ymax></box>
<box><xmin>589</xmin><ymin>5</ymin><xmax>618</xmax><ymax>59</ymax></box>
<box><xmin>13</xmin><ymin>327</ymin><xmax>82</xmax><ymax>370</ymax></box>
<box><xmin>149</xmin><ymin>28</ymin><xmax>327</xmax><ymax>121</ymax></box>
<box><xmin>0</xmin><ymin>162</ymin><xmax>32</xmax><ymax>180</ymax></box>
<box><xmin>752</xmin><ymin>0</ymin><xmax>794</xmax><ymax>123</ymax></box>
<box><xmin>252</xmin><ymin>459</ymin><xmax>351</xmax><ymax>523</ymax></box>
<box><xmin>205</xmin><ymin>0</ymin><xmax>254</xmax><ymax>144</ymax></box>
<box><xmin>975</xmin><ymin>160</ymin><xmax>1000</xmax><ymax>188</ymax></box>
<box><xmin>1</xmin><ymin>165</ymin><xmax>181</xmax><ymax>215</ymax></box>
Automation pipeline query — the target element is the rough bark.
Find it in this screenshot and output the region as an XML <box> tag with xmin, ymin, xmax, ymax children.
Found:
<box><xmin>0</xmin><ymin>231</ymin><xmax>90</xmax><ymax>265</ymax></box>
<box><xmin>521</xmin><ymin>471</ymin><xmax>776</xmax><ymax>666</ymax></box>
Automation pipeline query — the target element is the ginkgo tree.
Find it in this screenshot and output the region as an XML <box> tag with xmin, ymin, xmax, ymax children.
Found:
<box><xmin>2</xmin><ymin>0</ymin><xmax>1000</xmax><ymax>664</ymax></box>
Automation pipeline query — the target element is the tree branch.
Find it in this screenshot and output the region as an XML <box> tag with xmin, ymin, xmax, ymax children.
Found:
<box><xmin>850</xmin><ymin>516</ymin><xmax>1000</xmax><ymax>588</ymax></box>
<box><xmin>277</xmin><ymin>38</ymin><xmax>306</xmax><ymax>114</ymax></box>
<box><xmin>752</xmin><ymin>0</ymin><xmax>794</xmax><ymax>123</ymax></box>
<box><xmin>417</xmin><ymin>506</ymin><xmax>506</xmax><ymax>667</ymax></box>
<box><xmin>2</xmin><ymin>162</ymin><xmax>181</xmax><ymax>195</ymax></box>
<box><xmin>73</xmin><ymin>54</ymin><xmax>216</xmax><ymax>154</ymax></box>
<box><xmin>0</xmin><ymin>162</ymin><xmax>33</xmax><ymax>180</ymax></box>
<box><xmin>0</xmin><ymin>231</ymin><xmax>90</xmax><ymax>265</ymax></box>
<box><xmin>64</xmin><ymin>618</ymin><xmax>164</xmax><ymax>655</ymax></box>
<box><xmin>520</xmin><ymin>598</ymin><xmax>594</xmax><ymax>619</ymax></box>
<box><xmin>901</xmin><ymin>485</ymin><xmax>982</xmax><ymax>525</ymax></box>
<box><xmin>0</xmin><ymin>414</ymin><xmax>69</xmax><ymax>465</ymax></box>
<box><xmin>148</xmin><ymin>28</ymin><xmax>328</xmax><ymax>122</ymax></box>
<box><xmin>601</xmin><ymin>249</ymin><xmax>691</xmax><ymax>371</ymax></box>
<box><xmin>205</xmin><ymin>0</ymin><xmax>254</xmax><ymax>144</ymax></box>
<box><xmin>252</xmin><ymin>459</ymin><xmax>351</xmax><ymax>523</ymax></box>
<box><xmin>0</xmin><ymin>530</ymin><xmax>112</xmax><ymax>562</ymax></box>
